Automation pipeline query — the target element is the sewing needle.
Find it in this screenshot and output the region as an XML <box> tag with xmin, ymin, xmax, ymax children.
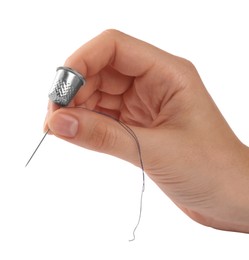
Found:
<box><xmin>25</xmin><ymin>129</ymin><xmax>50</xmax><ymax>167</ymax></box>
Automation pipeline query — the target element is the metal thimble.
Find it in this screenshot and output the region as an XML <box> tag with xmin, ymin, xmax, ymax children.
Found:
<box><xmin>48</xmin><ymin>66</ymin><xmax>86</xmax><ymax>106</ymax></box>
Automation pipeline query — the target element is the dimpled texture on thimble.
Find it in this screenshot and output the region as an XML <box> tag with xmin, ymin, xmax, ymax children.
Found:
<box><xmin>49</xmin><ymin>67</ymin><xmax>85</xmax><ymax>106</ymax></box>
<box><xmin>49</xmin><ymin>79</ymin><xmax>75</xmax><ymax>106</ymax></box>
<box><xmin>54</xmin><ymin>79</ymin><xmax>72</xmax><ymax>97</ymax></box>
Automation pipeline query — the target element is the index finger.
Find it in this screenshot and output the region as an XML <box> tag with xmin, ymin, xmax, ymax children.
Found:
<box><xmin>65</xmin><ymin>29</ymin><xmax>160</xmax><ymax>78</ymax></box>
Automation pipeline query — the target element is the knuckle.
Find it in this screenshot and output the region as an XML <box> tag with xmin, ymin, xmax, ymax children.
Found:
<box><xmin>89</xmin><ymin>121</ymin><xmax>116</xmax><ymax>152</ymax></box>
<box><xmin>170</xmin><ymin>57</ymin><xmax>199</xmax><ymax>89</ymax></box>
<box><xmin>177</xmin><ymin>57</ymin><xmax>197</xmax><ymax>74</ymax></box>
<box><xmin>102</xmin><ymin>28</ymin><xmax>122</xmax><ymax>37</ymax></box>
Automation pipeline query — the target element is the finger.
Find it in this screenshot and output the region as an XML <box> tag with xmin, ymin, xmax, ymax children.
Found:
<box><xmin>75</xmin><ymin>89</ymin><xmax>123</xmax><ymax>112</ymax></box>
<box><xmin>43</xmin><ymin>101</ymin><xmax>60</xmax><ymax>131</ymax></box>
<box><xmin>47</xmin><ymin>107</ymin><xmax>141</xmax><ymax>165</ymax></box>
<box><xmin>64</xmin><ymin>29</ymin><xmax>158</xmax><ymax>78</ymax></box>
<box><xmin>73</xmin><ymin>66</ymin><xmax>133</xmax><ymax>106</ymax></box>
<box><xmin>97</xmin><ymin>92</ymin><xmax>123</xmax><ymax>111</ymax></box>
<box><xmin>94</xmin><ymin>107</ymin><xmax>120</xmax><ymax>119</ymax></box>
<box><xmin>98</xmin><ymin>66</ymin><xmax>134</xmax><ymax>95</ymax></box>
<box><xmin>83</xmin><ymin>90</ymin><xmax>101</xmax><ymax>110</ymax></box>
<box><xmin>73</xmin><ymin>75</ymin><xmax>99</xmax><ymax>105</ymax></box>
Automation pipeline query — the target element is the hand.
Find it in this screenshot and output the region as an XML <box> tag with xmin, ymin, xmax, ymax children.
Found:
<box><xmin>45</xmin><ymin>29</ymin><xmax>249</xmax><ymax>233</ymax></box>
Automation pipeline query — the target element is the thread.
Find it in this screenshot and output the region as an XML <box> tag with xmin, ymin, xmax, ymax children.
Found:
<box><xmin>25</xmin><ymin>107</ymin><xmax>145</xmax><ymax>241</ymax></box>
<box><xmin>75</xmin><ymin>107</ymin><xmax>145</xmax><ymax>242</ymax></box>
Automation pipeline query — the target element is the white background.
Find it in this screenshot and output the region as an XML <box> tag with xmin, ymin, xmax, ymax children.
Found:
<box><xmin>0</xmin><ymin>0</ymin><xmax>249</xmax><ymax>259</ymax></box>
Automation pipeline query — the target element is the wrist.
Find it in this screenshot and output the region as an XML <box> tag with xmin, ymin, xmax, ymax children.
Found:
<box><xmin>210</xmin><ymin>143</ymin><xmax>249</xmax><ymax>233</ymax></box>
<box><xmin>180</xmin><ymin>142</ymin><xmax>249</xmax><ymax>233</ymax></box>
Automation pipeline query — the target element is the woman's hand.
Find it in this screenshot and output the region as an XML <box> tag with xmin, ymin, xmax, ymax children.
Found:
<box><xmin>45</xmin><ymin>29</ymin><xmax>249</xmax><ymax>233</ymax></box>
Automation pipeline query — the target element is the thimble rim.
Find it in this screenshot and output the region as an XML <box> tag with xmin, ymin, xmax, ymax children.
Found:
<box><xmin>56</xmin><ymin>66</ymin><xmax>86</xmax><ymax>84</ymax></box>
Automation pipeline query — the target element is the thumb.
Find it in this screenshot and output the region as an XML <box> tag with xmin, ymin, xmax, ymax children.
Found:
<box><xmin>47</xmin><ymin>108</ymin><xmax>141</xmax><ymax>165</ymax></box>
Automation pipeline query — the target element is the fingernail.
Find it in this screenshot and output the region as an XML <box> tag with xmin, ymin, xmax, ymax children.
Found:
<box><xmin>50</xmin><ymin>113</ymin><xmax>78</xmax><ymax>137</ymax></box>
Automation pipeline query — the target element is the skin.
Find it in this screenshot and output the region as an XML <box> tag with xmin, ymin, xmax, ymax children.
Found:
<box><xmin>45</xmin><ymin>29</ymin><xmax>249</xmax><ymax>233</ymax></box>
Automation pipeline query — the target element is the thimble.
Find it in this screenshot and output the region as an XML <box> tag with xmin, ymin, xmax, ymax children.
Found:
<box><xmin>48</xmin><ymin>66</ymin><xmax>86</xmax><ymax>106</ymax></box>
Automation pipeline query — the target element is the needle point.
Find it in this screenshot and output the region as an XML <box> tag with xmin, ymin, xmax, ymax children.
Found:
<box><xmin>25</xmin><ymin>129</ymin><xmax>49</xmax><ymax>167</ymax></box>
